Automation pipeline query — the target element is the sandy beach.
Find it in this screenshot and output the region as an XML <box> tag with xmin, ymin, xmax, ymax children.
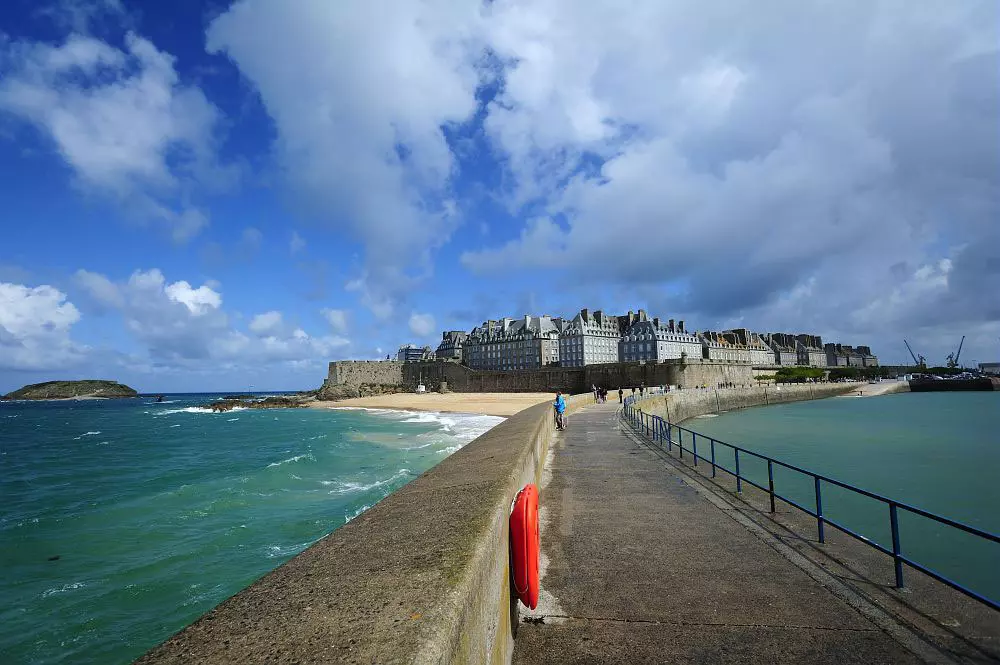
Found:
<box><xmin>841</xmin><ymin>380</ymin><xmax>910</xmax><ymax>397</ymax></box>
<box><xmin>308</xmin><ymin>392</ymin><xmax>556</xmax><ymax>417</ymax></box>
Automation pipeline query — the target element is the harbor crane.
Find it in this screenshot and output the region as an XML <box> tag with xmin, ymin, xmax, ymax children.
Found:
<box><xmin>945</xmin><ymin>335</ymin><xmax>966</xmax><ymax>369</ymax></box>
<box><xmin>903</xmin><ymin>339</ymin><xmax>926</xmax><ymax>369</ymax></box>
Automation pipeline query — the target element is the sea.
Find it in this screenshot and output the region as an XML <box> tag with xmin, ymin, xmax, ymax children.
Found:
<box><xmin>684</xmin><ymin>390</ymin><xmax>1000</xmax><ymax>604</ymax></box>
<box><xmin>0</xmin><ymin>394</ymin><xmax>503</xmax><ymax>665</ymax></box>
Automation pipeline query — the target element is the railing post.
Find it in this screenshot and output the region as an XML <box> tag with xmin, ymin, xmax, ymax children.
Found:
<box><xmin>667</xmin><ymin>424</ymin><xmax>672</xmax><ymax>451</ymax></box>
<box><xmin>767</xmin><ymin>460</ymin><xmax>775</xmax><ymax>513</ymax></box>
<box><xmin>678</xmin><ymin>429</ymin><xmax>683</xmax><ymax>460</ymax></box>
<box><xmin>710</xmin><ymin>439</ymin><xmax>716</xmax><ymax>477</ymax></box>
<box><xmin>815</xmin><ymin>477</ymin><xmax>825</xmax><ymax>543</ymax></box>
<box><xmin>890</xmin><ymin>503</ymin><xmax>904</xmax><ymax>589</ymax></box>
<box><xmin>734</xmin><ymin>449</ymin><xmax>741</xmax><ymax>493</ymax></box>
<box><xmin>692</xmin><ymin>432</ymin><xmax>698</xmax><ymax>466</ymax></box>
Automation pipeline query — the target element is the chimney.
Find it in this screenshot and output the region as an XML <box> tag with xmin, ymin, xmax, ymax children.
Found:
<box><xmin>653</xmin><ymin>317</ymin><xmax>660</xmax><ymax>328</ymax></box>
<box><xmin>678</xmin><ymin>320</ymin><xmax>685</xmax><ymax>333</ymax></box>
<box><xmin>581</xmin><ymin>308</ymin><xmax>590</xmax><ymax>322</ymax></box>
<box><xmin>668</xmin><ymin>318</ymin><xmax>675</xmax><ymax>332</ymax></box>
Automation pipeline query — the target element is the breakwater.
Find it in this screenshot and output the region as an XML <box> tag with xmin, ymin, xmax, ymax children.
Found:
<box><xmin>635</xmin><ymin>383</ymin><xmax>858</xmax><ymax>424</ymax></box>
<box><xmin>137</xmin><ymin>395</ymin><xmax>590</xmax><ymax>664</ymax></box>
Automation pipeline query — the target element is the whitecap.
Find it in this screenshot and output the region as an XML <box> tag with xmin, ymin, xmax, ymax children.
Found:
<box><xmin>326</xmin><ymin>468</ymin><xmax>412</xmax><ymax>495</ymax></box>
<box><xmin>264</xmin><ymin>539</ymin><xmax>316</xmax><ymax>559</ymax></box>
<box><xmin>227</xmin><ymin>418</ymin><xmax>239</xmax><ymax>422</ymax></box>
<box><xmin>42</xmin><ymin>582</ymin><xmax>87</xmax><ymax>598</ymax></box>
<box><xmin>73</xmin><ymin>431</ymin><xmax>102</xmax><ymax>440</ymax></box>
<box><xmin>266</xmin><ymin>453</ymin><xmax>314</xmax><ymax>468</ymax></box>
<box><xmin>345</xmin><ymin>504</ymin><xmax>372</xmax><ymax>523</ymax></box>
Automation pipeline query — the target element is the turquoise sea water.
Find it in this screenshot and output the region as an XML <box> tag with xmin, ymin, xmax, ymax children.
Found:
<box><xmin>0</xmin><ymin>395</ymin><xmax>503</xmax><ymax>664</ymax></box>
<box><xmin>683</xmin><ymin>391</ymin><xmax>1000</xmax><ymax>603</ymax></box>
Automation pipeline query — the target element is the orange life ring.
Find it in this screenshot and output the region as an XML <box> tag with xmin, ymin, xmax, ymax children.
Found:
<box><xmin>510</xmin><ymin>483</ymin><xmax>540</xmax><ymax>609</ymax></box>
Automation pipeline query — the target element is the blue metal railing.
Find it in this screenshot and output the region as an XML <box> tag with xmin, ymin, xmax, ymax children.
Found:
<box><xmin>620</xmin><ymin>396</ymin><xmax>1000</xmax><ymax>612</ymax></box>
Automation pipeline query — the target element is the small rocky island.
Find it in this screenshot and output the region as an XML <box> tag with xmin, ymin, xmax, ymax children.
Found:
<box><xmin>3</xmin><ymin>380</ymin><xmax>139</xmax><ymax>400</ymax></box>
<box><xmin>205</xmin><ymin>393</ymin><xmax>317</xmax><ymax>412</ymax></box>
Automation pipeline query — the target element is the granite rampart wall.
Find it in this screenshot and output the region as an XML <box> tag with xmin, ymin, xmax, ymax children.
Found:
<box><xmin>634</xmin><ymin>383</ymin><xmax>855</xmax><ymax>425</ymax></box>
<box><xmin>328</xmin><ymin>359</ymin><xmax>759</xmax><ymax>393</ymax></box>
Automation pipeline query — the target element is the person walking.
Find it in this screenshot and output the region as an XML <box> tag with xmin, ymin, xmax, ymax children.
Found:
<box><xmin>553</xmin><ymin>391</ymin><xmax>567</xmax><ymax>430</ymax></box>
<box><xmin>618</xmin><ymin>387</ymin><xmax>624</xmax><ymax>403</ymax></box>
<box><xmin>592</xmin><ymin>384</ymin><xmax>598</xmax><ymax>403</ymax></box>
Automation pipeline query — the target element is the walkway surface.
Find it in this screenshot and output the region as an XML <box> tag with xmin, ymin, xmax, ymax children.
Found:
<box><xmin>512</xmin><ymin>402</ymin><xmax>921</xmax><ymax>665</ymax></box>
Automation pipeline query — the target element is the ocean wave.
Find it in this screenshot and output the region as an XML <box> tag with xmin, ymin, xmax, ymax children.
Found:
<box><xmin>264</xmin><ymin>540</ymin><xmax>316</xmax><ymax>559</ymax></box>
<box><xmin>73</xmin><ymin>431</ymin><xmax>102</xmax><ymax>440</ymax></box>
<box><xmin>266</xmin><ymin>453</ymin><xmax>315</xmax><ymax>468</ymax></box>
<box><xmin>326</xmin><ymin>468</ymin><xmax>412</xmax><ymax>495</ymax></box>
<box><xmin>41</xmin><ymin>582</ymin><xmax>87</xmax><ymax>598</ymax></box>
<box><xmin>158</xmin><ymin>406</ymin><xmax>246</xmax><ymax>415</ymax></box>
<box><xmin>437</xmin><ymin>445</ymin><xmax>462</xmax><ymax>456</ymax></box>
<box><xmin>169</xmin><ymin>424</ymin><xmax>181</xmax><ymax>428</ymax></box>
<box><xmin>226</xmin><ymin>418</ymin><xmax>239</xmax><ymax>422</ymax></box>
<box><xmin>345</xmin><ymin>503</ymin><xmax>372</xmax><ymax>523</ymax></box>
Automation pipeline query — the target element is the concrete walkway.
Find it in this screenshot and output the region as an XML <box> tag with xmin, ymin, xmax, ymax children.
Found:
<box><xmin>512</xmin><ymin>403</ymin><xmax>922</xmax><ymax>665</ymax></box>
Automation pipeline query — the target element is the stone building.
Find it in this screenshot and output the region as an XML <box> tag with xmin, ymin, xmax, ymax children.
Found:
<box><xmin>620</xmin><ymin>317</ymin><xmax>701</xmax><ymax>363</ymax></box>
<box><xmin>559</xmin><ymin>308</ymin><xmax>629</xmax><ymax>367</ymax></box>
<box><xmin>396</xmin><ymin>344</ymin><xmax>432</xmax><ymax>362</ymax></box>
<box><xmin>725</xmin><ymin>329</ymin><xmax>774</xmax><ymax>366</ymax></box>
<box><xmin>824</xmin><ymin>343</ymin><xmax>851</xmax><ymax>367</ymax></box>
<box><xmin>464</xmin><ymin>315</ymin><xmax>562</xmax><ymax>371</ymax></box>
<box><xmin>435</xmin><ymin>331</ymin><xmax>467</xmax><ymax>360</ymax></box>
<box><xmin>796</xmin><ymin>334</ymin><xmax>826</xmax><ymax>367</ymax></box>
<box><xmin>764</xmin><ymin>333</ymin><xmax>799</xmax><ymax>366</ymax></box>
<box><xmin>856</xmin><ymin>346</ymin><xmax>879</xmax><ymax>367</ymax></box>
<box><xmin>699</xmin><ymin>331</ymin><xmax>750</xmax><ymax>363</ymax></box>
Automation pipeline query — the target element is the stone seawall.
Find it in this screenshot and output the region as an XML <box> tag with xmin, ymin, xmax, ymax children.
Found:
<box><xmin>137</xmin><ymin>394</ymin><xmax>590</xmax><ymax>665</ymax></box>
<box><xmin>636</xmin><ymin>383</ymin><xmax>856</xmax><ymax>424</ymax></box>
<box><xmin>328</xmin><ymin>359</ymin><xmax>759</xmax><ymax>393</ymax></box>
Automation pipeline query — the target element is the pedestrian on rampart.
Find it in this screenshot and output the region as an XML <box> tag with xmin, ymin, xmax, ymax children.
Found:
<box><xmin>553</xmin><ymin>391</ymin><xmax>567</xmax><ymax>430</ymax></box>
<box><xmin>618</xmin><ymin>387</ymin><xmax>624</xmax><ymax>403</ymax></box>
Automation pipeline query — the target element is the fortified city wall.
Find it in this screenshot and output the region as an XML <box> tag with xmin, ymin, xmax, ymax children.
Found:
<box><xmin>327</xmin><ymin>359</ymin><xmax>758</xmax><ymax>393</ymax></box>
<box><xmin>634</xmin><ymin>382</ymin><xmax>855</xmax><ymax>424</ymax></box>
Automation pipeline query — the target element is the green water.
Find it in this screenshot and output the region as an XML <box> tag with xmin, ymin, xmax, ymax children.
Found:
<box><xmin>0</xmin><ymin>395</ymin><xmax>503</xmax><ymax>664</ymax></box>
<box><xmin>683</xmin><ymin>391</ymin><xmax>1000</xmax><ymax>602</ymax></box>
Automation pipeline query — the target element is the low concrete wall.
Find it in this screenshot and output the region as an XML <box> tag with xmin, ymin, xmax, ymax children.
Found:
<box><xmin>636</xmin><ymin>383</ymin><xmax>856</xmax><ymax>424</ymax></box>
<box><xmin>137</xmin><ymin>395</ymin><xmax>588</xmax><ymax>665</ymax></box>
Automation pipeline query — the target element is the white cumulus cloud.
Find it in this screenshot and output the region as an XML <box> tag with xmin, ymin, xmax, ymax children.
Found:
<box><xmin>0</xmin><ymin>32</ymin><xmax>231</xmax><ymax>241</ymax></box>
<box><xmin>408</xmin><ymin>312</ymin><xmax>436</xmax><ymax>338</ymax></box>
<box><xmin>0</xmin><ymin>282</ymin><xmax>85</xmax><ymax>370</ymax></box>
<box><xmin>321</xmin><ymin>308</ymin><xmax>348</xmax><ymax>335</ymax></box>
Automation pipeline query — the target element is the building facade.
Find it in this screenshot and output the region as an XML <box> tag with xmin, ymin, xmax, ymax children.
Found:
<box><xmin>559</xmin><ymin>308</ymin><xmax>628</xmax><ymax>367</ymax></box>
<box><xmin>795</xmin><ymin>334</ymin><xmax>826</xmax><ymax>367</ymax></box>
<box><xmin>620</xmin><ymin>317</ymin><xmax>701</xmax><ymax>363</ymax></box>
<box><xmin>856</xmin><ymin>346</ymin><xmax>879</xmax><ymax>367</ymax></box>
<box><xmin>396</xmin><ymin>344</ymin><xmax>432</xmax><ymax>362</ymax></box>
<box><xmin>764</xmin><ymin>333</ymin><xmax>799</xmax><ymax>366</ymax></box>
<box><xmin>464</xmin><ymin>315</ymin><xmax>562</xmax><ymax>371</ymax></box>
<box><xmin>725</xmin><ymin>329</ymin><xmax>774</xmax><ymax>366</ymax></box>
<box><xmin>699</xmin><ymin>331</ymin><xmax>750</xmax><ymax>363</ymax></box>
<box><xmin>824</xmin><ymin>343</ymin><xmax>850</xmax><ymax>367</ymax></box>
<box><xmin>435</xmin><ymin>331</ymin><xmax>467</xmax><ymax>360</ymax></box>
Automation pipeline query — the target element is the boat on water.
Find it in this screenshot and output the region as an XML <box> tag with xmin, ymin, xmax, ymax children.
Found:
<box><xmin>907</xmin><ymin>373</ymin><xmax>998</xmax><ymax>392</ymax></box>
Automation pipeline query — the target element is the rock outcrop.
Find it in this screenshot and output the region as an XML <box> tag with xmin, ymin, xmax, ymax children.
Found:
<box><xmin>3</xmin><ymin>380</ymin><xmax>138</xmax><ymax>400</ymax></box>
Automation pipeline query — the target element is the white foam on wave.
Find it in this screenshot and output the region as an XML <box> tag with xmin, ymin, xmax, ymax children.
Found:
<box><xmin>226</xmin><ymin>418</ymin><xmax>239</xmax><ymax>422</ymax></box>
<box><xmin>72</xmin><ymin>431</ymin><xmax>102</xmax><ymax>440</ymax></box>
<box><xmin>267</xmin><ymin>453</ymin><xmax>315</xmax><ymax>468</ymax></box>
<box><xmin>695</xmin><ymin>414</ymin><xmax>719</xmax><ymax>418</ymax></box>
<box><xmin>169</xmin><ymin>424</ymin><xmax>181</xmax><ymax>428</ymax></box>
<box><xmin>264</xmin><ymin>539</ymin><xmax>317</xmax><ymax>559</ymax></box>
<box><xmin>345</xmin><ymin>503</ymin><xmax>373</xmax><ymax>523</ymax></box>
<box><xmin>158</xmin><ymin>406</ymin><xmax>246</xmax><ymax>415</ymax></box>
<box><xmin>42</xmin><ymin>582</ymin><xmax>87</xmax><ymax>598</ymax></box>
<box><xmin>326</xmin><ymin>468</ymin><xmax>412</xmax><ymax>495</ymax></box>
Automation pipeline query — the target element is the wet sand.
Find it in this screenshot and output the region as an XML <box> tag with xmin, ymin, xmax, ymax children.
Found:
<box><xmin>308</xmin><ymin>392</ymin><xmax>556</xmax><ymax>417</ymax></box>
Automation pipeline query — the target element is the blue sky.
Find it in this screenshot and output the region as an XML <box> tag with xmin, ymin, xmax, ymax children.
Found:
<box><xmin>1</xmin><ymin>0</ymin><xmax>998</xmax><ymax>392</ymax></box>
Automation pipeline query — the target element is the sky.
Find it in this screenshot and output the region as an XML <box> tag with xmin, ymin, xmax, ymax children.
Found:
<box><xmin>0</xmin><ymin>0</ymin><xmax>998</xmax><ymax>393</ymax></box>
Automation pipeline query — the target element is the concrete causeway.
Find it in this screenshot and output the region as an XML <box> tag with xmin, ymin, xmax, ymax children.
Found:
<box><xmin>513</xmin><ymin>402</ymin><xmax>922</xmax><ymax>664</ymax></box>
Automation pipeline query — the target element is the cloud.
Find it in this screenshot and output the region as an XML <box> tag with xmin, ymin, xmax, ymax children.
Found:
<box><xmin>74</xmin><ymin>268</ymin><xmax>124</xmax><ymax>310</ymax></box>
<box><xmin>0</xmin><ymin>32</ymin><xmax>231</xmax><ymax>241</ymax></box>
<box><xmin>0</xmin><ymin>282</ymin><xmax>85</xmax><ymax>370</ymax></box>
<box><xmin>206</xmin><ymin>0</ymin><xmax>483</xmax><ymax>313</ymax></box>
<box><xmin>321</xmin><ymin>308</ymin><xmax>348</xmax><ymax>335</ymax></box>
<box><xmin>457</xmin><ymin>0</ymin><xmax>998</xmax><ymax>362</ymax></box>
<box><xmin>249</xmin><ymin>310</ymin><xmax>283</xmax><ymax>336</ymax></box>
<box><xmin>71</xmin><ymin>268</ymin><xmax>349</xmax><ymax>368</ymax></box>
<box><xmin>36</xmin><ymin>0</ymin><xmax>130</xmax><ymax>34</ymax></box>
<box><xmin>408</xmin><ymin>312</ymin><xmax>436</xmax><ymax>338</ymax></box>
<box><xmin>289</xmin><ymin>230</ymin><xmax>306</xmax><ymax>255</ymax></box>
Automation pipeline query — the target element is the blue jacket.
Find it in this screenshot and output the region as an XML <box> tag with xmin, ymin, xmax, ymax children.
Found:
<box><xmin>554</xmin><ymin>395</ymin><xmax>566</xmax><ymax>414</ymax></box>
